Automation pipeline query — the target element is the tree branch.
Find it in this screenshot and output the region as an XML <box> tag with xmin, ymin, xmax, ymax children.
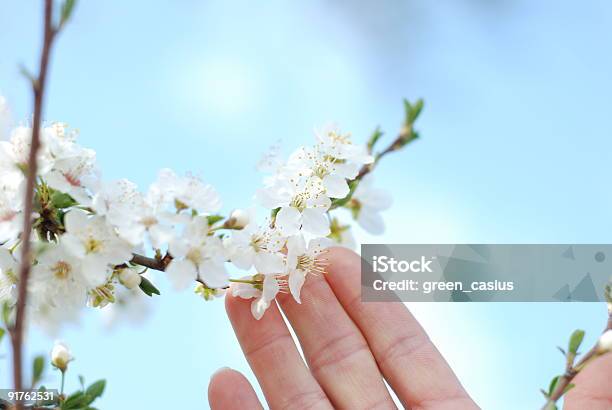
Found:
<box><xmin>329</xmin><ymin>119</ymin><xmax>419</xmax><ymax>211</ymax></box>
<box><xmin>10</xmin><ymin>0</ymin><xmax>57</xmax><ymax>403</ymax></box>
<box><xmin>542</xmin><ymin>309</ymin><xmax>612</xmax><ymax>409</ymax></box>
<box><xmin>129</xmin><ymin>253</ymin><xmax>173</xmax><ymax>272</ymax></box>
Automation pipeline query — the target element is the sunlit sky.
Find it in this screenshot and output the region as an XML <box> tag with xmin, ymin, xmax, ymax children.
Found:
<box><xmin>1</xmin><ymin>1</ymin><xmax>611</xmax><ymax>408</ymax></box>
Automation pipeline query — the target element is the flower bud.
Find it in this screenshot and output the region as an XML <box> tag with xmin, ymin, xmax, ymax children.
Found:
<box><xmin>51</xmin><ymin>341</ymin><xmax>72</xmax><ymax>372</ymax></box>
<box><xmin>119</xmin><ymin>268</ymin><xmax>142</xmax><ymax>289</ymax></box>
<box><xmin>597</xmin><ymin>329</ymin><xmax>612</xmax><ymax>353</ymax></box>
<box><xmin>228</xmin><ymin>209</ymin><xmax>250</xmax><ymax>229</ymax></box>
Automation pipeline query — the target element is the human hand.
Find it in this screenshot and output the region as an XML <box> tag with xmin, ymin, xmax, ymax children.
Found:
<box><xmin>563</xmin><ymin>351</ymin><xmax>612</xmax><ymax>410</ymax></box>
<box><xmin>208</xmin><ymin>247</ymin><xmax>478</xmax><ymax>409</ymax></box>
<box><xmin>208</xmin><ymin>247</ymin><xmax>612</xmax><ymax>409</ymax></box>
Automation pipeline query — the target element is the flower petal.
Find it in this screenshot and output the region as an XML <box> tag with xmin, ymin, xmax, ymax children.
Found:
<box><xmin>251</xmin><ymin>297</ymin><xmax>270</xmax><ymax>320</ymax></box>
<box><xmin>198</xmin><ymin>260</ymin><xmax>229</xmax><ymax>289</ymax></box>
<box><xmin>323</xmin><ymin>174</ymin><xmax>350</xmax><ymax>198</ymax></box>
<box><xmin>301</xmin><ymin>208</ymin><xmax>330</xmax><ymax>236</ymax></box>
<box><xmin>231</xmin><ymin>281</ymin><xmax>261</xmax><ymax>299</ymax></box>
<box><xmin>288</xmin><ymin>270</ymin><xmax>306</xmax><ymax>303</ymax></box>
<box><xmin>81</xmin><ymin>256</ymin><xmax>111</xmax><ymax>287</ymax></box>
<box><xmin>357</xmin><ymin>208</ymin><xmax>385</xmax><ymax>235</ymax></box>
<box><xmin>166</xmin><ymin>259</ymin><xmax>197</xmax><ymax>290</ymax></box>
<box><xmin>254</xmin><ymin>252</ymin><xmax>285</xmax><ymax>274</ymax></box>
<box><xmin>261</xmin><ymin>274</ymin><xmax>280</xmax><ymax>302</ymax></box>
<box><xmin>275</xmin><ymin>206</ymin><xmax>301</xmax><ymax>236</ymax></box>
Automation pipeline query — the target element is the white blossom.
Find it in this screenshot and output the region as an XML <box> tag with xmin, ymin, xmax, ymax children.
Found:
<box><xmin>166</xmin><ymin>216</ymin><xmax>228</xmax><ymax>289</ymax></box>
<box><xmin>51</xmin><ymin>341</ymin><xmax>72</xmax><ymax>371</ymax></box>
<box><xmin>315</xmin><ymin>124</ymin><xmax>373</xmax><ymax>165</ymax></box>
<box><xmin>0</xmin><ymin>108</ymin><xmax>397</xmax><ymax>323</ymax></box>
<box><xmin>351</xmin><ymin>174</ymin><xmax>392</xmax><ymax>235</ymax></box>
<box><xmin>0</xmin><ymin>186</ymin><xmax>23</xmax><ymax>243</ymax></box>
<box><xmin>45</xmin><ymin>144</ymin><xmax>97</xmax><ymax>205</ymax></box>
<box><xmin>149</xmin><ymin>168</ymin><xmax>221</xmax><ymax>214</ymax></box>
<box><xmin>61</xmin><ymin>209</ymin><xmax>133</xmax><ymax>286</ymax></box>
<box><xmin>0</xmin><ymin>247</ymin><xmax>18</xmax><ymax>305</ymax></box>
<box><xmin>285</xmin><ymin>236</ymin><xmax>329</xmax><ymax>303</ymax></box>
<box><xmin>30</xmin><ymin>243</ymin><xmax>88</xmax><ymax>309</ymax></box>
<box><xmin>93</xmin><ymin>179</ymin><xmax>174</xmax><ymax>247</ymax></box>
<box><xmin>258</xmin><ymin>177</ymin><xmax>331</xmax><ymax>236</ymax></box>
<box><xmin>286</xmin><ymin>145</ymin><xmax>362</xmax><ymax>198</ymax></box>
<box><xmin>225</xmin><ymin>220</ymin><xmax>285</xmax><ymax>274</ymax></box>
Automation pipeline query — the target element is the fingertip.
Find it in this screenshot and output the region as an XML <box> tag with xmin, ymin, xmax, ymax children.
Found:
<box><xmin>324</xmin><ymin>246</ymin><xmax>361</xmax><ymax>276</ymax></box>
<box><xmin>208</xmin><ymin>367</ymin><xmax>263</xmax><ymax>410</ymax></box>
<box><xmin>225</xmin><ymin>287</ymin><xmax>249</xmax><ymax>319</ymax></box>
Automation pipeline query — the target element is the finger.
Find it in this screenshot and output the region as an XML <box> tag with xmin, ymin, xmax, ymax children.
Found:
<box><xmin>225</xmin><ymin>293</ymin><xmax>333</xmax><ymax>410</ymax></box>
<box><xmin>324</xmin><ymin>247</ymin><xmax>478</xmax><ymax>410</ymax></box>
<box><xmin>277</xmin><ymin>274</ymin><xmax>396</xmax><ymax>409</ymax></box>
<box><xmin>208</xmin><ymin>367</ymin><xmax>263</xmax><ymax>410</ymax></box>
<box><xmin>564</xmin><ymin>352</ymin><xmax>612</xmax><ymax>410</ymax></box>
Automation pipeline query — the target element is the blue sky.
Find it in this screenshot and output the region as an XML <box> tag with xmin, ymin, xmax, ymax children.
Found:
<box><xmin>1</xmin><ymin>1</ymin><xmax>611</xmax><ymax>408</ymax></box>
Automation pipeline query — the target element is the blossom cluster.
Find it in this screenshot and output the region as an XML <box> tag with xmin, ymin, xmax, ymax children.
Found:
<box><xmin>0</xmin><ymin>114</ymin><xmax>393</xmax><ymax>331</ymax></box>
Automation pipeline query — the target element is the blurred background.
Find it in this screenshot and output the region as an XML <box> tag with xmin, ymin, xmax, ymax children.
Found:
<box><xmin>1</xmin><ymin>0</ymin><xmax>611</xmax><ymax>408</ymax></box>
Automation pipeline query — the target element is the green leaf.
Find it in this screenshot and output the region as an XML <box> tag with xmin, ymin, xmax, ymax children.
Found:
<box><xmin>366</xmin><ymin>127</ymin><xmax>383</xmax><ymax>152</ymax></box>
<box><xmin>568</xmin><ymin>329</ymin><xmax>585</xmax><ymax>354</ymax></box>
<box><xmin>206</xmin><ymin>215</ymin><xmax>224</xmax><ymax>226</ymax></box>
<box><xmin>61</xmin><ymin>391</ymin><xmax>90</xmax><ymax>409</ymax></box>
<box><xmin>51</xmin><ymin>191</ymin><xmax>77</xmax><ymax>209</ymax></box>
<box><xmin>60</xmin><ymin>0</ymin><xmax>77</xmax><ymax>27</ymax></box>
<box><xmin>403</xmin><ymin>98</ymin><xmax>424</xmax><ymax>124</ymax></box>
<box><xmin>543</xmin><ymin>403</ymin><xmax>558</xmax><ymax>410</ymax></box>
<box><xmin>19</xmin><ymin>64</ymin><xmax>37</xmax><ymax>85</ymax></box>
<box><xmin>2</xmin><ymin>301</ymin><xmax>12</xmax><ymax>326</ymax></box>
<box><xmin>78</xmin><ymin>375</ymin><xmax>85</xmax><ymax>391</ymax></box>
<box><xmin>138</xmin><ymin>276</ymin><xmax>160</xmax><ymax>297</ymax></box>
<box><xmin>410</xmin><ymin>99</ymin><xmax>424</xmax><ymax>123</ymax></box>
<box><xmin>85</xmin><ymin>380</ymin><xmax>105</xmax><ymax>401</ymax></box>
<box><xmin>0</xmin><ymin>327</ymin><xmax>5</xmax><ymax>342</ymax></box>
<box><xmin>32</xmin><ymin>355</ymin><xmax>45</xmax><ymax>386</ymax></box>
<box><xmin>548</xmin><ymin>375</ymin><xmax>560</xmax><ymax>396</ymax></box>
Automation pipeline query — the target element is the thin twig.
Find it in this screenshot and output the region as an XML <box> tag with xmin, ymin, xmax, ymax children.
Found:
<box><xmin>329</xmin><ymin>124</ymin><xmax>418</xmax><ymax>211</ymax></box>
<box><xmin>542</xmin><ymin>309</ymin><xmax>612</xmax><ymax>408</ymax></box>
<box><xmin>10</xmin><ymin>0</ymin><xmax>57</xmax><ymax>402</ymax></box>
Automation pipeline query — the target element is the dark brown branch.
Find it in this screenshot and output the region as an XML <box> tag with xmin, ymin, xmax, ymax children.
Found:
<box><xmin>10</xmin><ymin>0</ymin><xmax>56</xmax><ymax>403</ymax></box>
<box><xmin>129</xmin><ymin>253</ymin><xmax>173</xmax><ymax>272</ymax></box>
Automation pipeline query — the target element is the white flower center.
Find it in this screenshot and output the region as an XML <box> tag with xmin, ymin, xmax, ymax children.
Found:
<box><xmin>290</xmin><ymin>194</ymin><xmax>307</xmax><ymax>211</ymax></box>
<box><xmin>328</xmin><ymin>131</ymin><xmax>351</xmax><ymax>145</ymax></box>
<box><xmin>296</xmin><ymin>253</ymin><xmax>327</xmax><ymax>275</ymax></box>
<box><xmin>141</xmin><ymin>216</ymin><xmax>158</xmax><ymax>228</ymax></box>
<box><xmin>187</xmin><ymin>248</ymin><xmax>204</xmax><ymax>265</ymax></box>
<box><xmin>52</xmin><ymin>260</ymin><xmax>72</xmax><ymax>280</ymax></box>
<box><xmin>85</xmin><ymin>237</ymin><xmax>103</xmax><ymax>254</ymax></box>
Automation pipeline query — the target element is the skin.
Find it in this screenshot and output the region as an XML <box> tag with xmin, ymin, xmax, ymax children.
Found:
<box><xmin>208</xmin><ymin>247</ymin><xmax>612</xmax><ymax>410</ymax></box>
